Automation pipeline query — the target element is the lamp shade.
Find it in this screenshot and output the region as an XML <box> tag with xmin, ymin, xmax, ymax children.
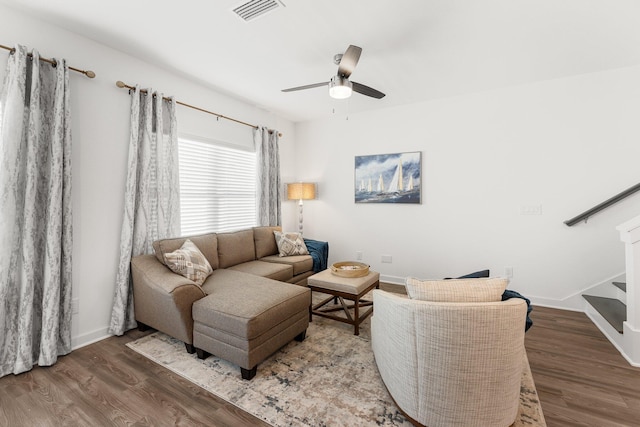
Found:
<box><xmin>287</xmin><ymin>182</ymin><xmax>317</xmax><ymax>201</ymax></box>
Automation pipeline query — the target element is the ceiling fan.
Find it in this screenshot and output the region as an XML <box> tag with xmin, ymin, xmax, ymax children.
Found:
<box><xmin>281</xmin><ymin>45</ymin><xmax>385</xmax><ymax>100</ymax></box>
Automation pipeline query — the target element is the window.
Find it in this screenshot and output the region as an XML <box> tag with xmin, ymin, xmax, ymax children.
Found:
<box><xmin>178</xmin><ymin>136</ymin><xmax>257</xmax><ymax>235</ymax></box>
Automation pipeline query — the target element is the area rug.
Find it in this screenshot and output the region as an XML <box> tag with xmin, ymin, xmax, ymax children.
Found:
<box><xmin>127</xmin><ymin>313</ymin><xmax>546</xmax><ymax>426</ymax></box>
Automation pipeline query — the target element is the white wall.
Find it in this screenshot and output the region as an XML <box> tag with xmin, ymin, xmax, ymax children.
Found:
<box><xmin>3</xmin><ymin>5</ymin><xmax>640</xmax><ymax>348</ymax></box>
<box><xmin>293</xmin><ymin>66</ymin><xmax>640</xmax><ymax>308</ymax></box>
<box><xmin>0</xmin><ymin>5</ymin><xmax>296</xmax><ymax>348</ymax></box>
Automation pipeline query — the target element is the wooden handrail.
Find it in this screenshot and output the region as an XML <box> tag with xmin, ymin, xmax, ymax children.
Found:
<box><xmin>564</xmin><ymin>182</ymin><xmax>640</xmax><ymax>226</ymax></box>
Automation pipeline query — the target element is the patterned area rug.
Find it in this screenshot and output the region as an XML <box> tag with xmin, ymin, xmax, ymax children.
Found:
<box><xmin>127</xmin><ymin>312</ymin><xmax>546</xmax><ymax>426</ymax></box>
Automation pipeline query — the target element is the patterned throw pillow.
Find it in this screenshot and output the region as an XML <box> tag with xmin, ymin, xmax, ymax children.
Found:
<box><xmin>405</xmin><ymin>277</ymin><xmax>508</xmax><ymax>302</ymax></box>
<box><xmin>163</xmin><ymin>239</ymin><xmax>213</xmax><ymax>286</ymax></box>
<box><xmin>273</xmin><ymin>231</ymin><xmax>309</xmax><ymax>257</ymax></box>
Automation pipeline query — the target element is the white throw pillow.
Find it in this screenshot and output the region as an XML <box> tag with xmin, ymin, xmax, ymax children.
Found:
<box><xmin>273</xmin><ymin>231</ymin><xmax>309</xmax><ymax>257</ymax></box>
<box><xmin>405</xmin><ymin>277</ymin><xmax>508</xmax><ymax>302</ymax></box>
<box><xmin>163</xmin><ymin>239</ymin><xmax>213</xmax><ymax>286</ymax></box>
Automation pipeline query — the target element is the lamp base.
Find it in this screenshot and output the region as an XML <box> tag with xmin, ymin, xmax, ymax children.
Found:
<box><xmin>298</xmin><ymin>199</ymin><xmax>304</xmax><ymax>236</ymax></box>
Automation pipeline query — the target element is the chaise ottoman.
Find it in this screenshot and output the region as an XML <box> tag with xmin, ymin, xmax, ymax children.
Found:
<box><xmin>192</xmin><ymin>269</ymin><xmax>310</xmax><ymax>380</ymax></box>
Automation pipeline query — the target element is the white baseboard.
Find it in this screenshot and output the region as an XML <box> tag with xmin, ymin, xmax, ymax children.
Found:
<box><xmin>527</xmin><ymin>271</ymin><xmax>625</xmax><ymax>312</ymax></box>
<box><xmin>71</xmin><ymin>327</ymin><xmax>112</xmax><ymax>350</ymax></box>
<box><xmin>527</xmin><ymin>296</ymin><xmax>585</xmax><ymax>312</ymax></box>
<box><xmin>380</xmin><ymin>274</ymin><xmax>405</xmax><ymax>286</ymax></box>
<box><xmin>585</xmin><ymin>310</ymin><xmax>640</xmax><ymax>367</ymax></box>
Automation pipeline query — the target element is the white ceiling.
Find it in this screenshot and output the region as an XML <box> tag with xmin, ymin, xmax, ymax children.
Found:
<box><xmin>2</xmin><ymin>0</ymin><xmax>640</xmax><ymax>123</ymax></box>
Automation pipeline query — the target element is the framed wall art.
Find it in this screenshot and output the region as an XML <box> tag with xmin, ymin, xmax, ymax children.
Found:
<box><xmin>354</xmin><ymin>151</ymin><xmax>422</xmax><ymax>204</ymax></box>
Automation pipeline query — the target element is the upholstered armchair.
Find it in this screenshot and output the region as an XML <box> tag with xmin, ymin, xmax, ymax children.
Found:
<box><xmin>371</xmin><ymin>281</ymin><xmax>527</xmax><ymax>427</ymax></box>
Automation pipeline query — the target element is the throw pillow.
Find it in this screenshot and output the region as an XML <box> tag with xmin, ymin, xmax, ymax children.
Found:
<box><xmin>405</xmin><ymin>277</ymin><xmax>508</xmax><ymax>302</ymax></box>
<box><xmin>163</xmin><ymin>239</ymin><xmax>213</xmax><ymax>286</ymax></box>
<box><xmin>273</xmin><ymin>231</ymin><xmax>309</xmax><ymax>257</ymax></box>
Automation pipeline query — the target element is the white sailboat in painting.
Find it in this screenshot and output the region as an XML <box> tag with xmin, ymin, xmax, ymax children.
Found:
<box><xmin>379</xmin><ymin>157</ymin><xmax>419</xmax><ymax>202</ymax></box>
<box><xmin>377</xmin><ymin>174</ymin><xmax>384</xmax><ymax>192</ymax></box>
<box><xmin>387</xmin><ymin>159</ymin><xmax>403</xmax><ymax>193</ymax></box>
<box><xmin>367</xmin><ymin>178</ymin><xmax>372</xmax><ymax>192</ymax></box>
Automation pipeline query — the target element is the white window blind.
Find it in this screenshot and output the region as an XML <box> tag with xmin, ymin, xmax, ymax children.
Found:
<box><xmin>178</xmin><ymin>136</ymin><xmax>257</xmax><ymax>236</ymax></box>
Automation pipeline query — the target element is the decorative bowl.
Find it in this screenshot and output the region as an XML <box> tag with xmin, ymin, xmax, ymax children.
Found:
<box><xmin>330</xmin><ymin>261</ymin><xmax>370</xmax><ymax>278</ymax></box>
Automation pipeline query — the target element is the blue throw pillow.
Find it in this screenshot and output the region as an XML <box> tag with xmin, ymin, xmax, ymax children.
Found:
<box><xmin>443</xmin><ymin>269</ymin><xmax>490</xmax><ymax>280</ymax></box>
<box><xmin>457</xmin><ymin>269</ymin><xmax>490</xmax><ymax>279</ymax></box>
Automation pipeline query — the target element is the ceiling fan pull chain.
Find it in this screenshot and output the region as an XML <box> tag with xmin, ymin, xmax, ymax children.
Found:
<box><xmin>346</xmin><ymin>97</ymin><xmax>350</xmax><ymax>120</ymax></box>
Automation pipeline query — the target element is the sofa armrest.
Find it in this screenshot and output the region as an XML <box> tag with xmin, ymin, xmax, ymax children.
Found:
<box><xmin>131</xmin><ymin>254</ymin><xmax>206</xmax><ymax>344</ymax></box>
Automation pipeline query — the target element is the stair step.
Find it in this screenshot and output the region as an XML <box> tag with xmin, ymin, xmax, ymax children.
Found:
<box><xmin>612</xmin><ymin>281</ymin><xmax>627</xmax><ymax>292</ymax></box>
<box><xmin>583</xmin><ymin>295</ymin><xmax>626</xmax><ymax>333</ymax></box>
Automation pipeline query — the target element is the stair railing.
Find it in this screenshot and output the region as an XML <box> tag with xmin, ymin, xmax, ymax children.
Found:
<box><xmin>564</xmin><ymin>182</ymin><xmax>640</xmax><ymax>227</ymax></box>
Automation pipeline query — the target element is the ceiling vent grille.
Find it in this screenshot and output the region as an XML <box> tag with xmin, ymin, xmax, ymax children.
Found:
<box><xmin>232</xmin><ymin>0</ymin><xmax>285</xmax><ymax>22</ymax></box>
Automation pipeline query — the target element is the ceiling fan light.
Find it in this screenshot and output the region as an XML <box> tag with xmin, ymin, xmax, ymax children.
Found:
<box><xmin>329</xmin><ymin>75</ymin><xmax>352</xmax><ymax>99</ymax></box>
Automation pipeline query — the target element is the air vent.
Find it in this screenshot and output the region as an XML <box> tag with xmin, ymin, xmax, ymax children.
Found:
<box><xmin>232</xmin><ymin>0</ymin><xmax>285</xmax><ymax>22</ymax></box>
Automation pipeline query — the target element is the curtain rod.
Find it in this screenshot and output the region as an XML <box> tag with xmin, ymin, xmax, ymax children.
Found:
<box><xmin>115</xmin><ymin>80</ymin><xmax>282</xmax><ymax>137</ymax></box>
<box><xmin>0</xmin><ymin>44</ymin><xmax>96</xmax><ymax>78</ymax></box>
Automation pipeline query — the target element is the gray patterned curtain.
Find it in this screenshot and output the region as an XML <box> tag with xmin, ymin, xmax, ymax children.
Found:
<box><xmin>0</xmin><ymin>45</ymin><xmax>73</xmax><ymax>377</ymax></box>
<box><xmin>255</xmin><ymin>127</ymin><xmax>281</xmax><ymax>226</ymax></box>
<box><xmin>108</xmin><ymin>86</ymin><xmax>180</xmax><ymax>336</ymax></box>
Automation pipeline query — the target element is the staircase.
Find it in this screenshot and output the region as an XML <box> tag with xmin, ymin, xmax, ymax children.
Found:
<box><xmin>577</xmin><ymin>215</ymin><xmax>640</xmax><ymax>367</ymax></box>
<box><xmin>564</xmin><ymin>190</ymin><xmax>640</xmax><ymax>365</ymax></box>
<box><xmin>583</xmin><ymin>282</ymin><xmax>626</xmax><ymax>333</ymax></box>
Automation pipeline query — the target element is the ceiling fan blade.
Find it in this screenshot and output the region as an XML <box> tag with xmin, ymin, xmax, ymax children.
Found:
<box><xmin>281</xmin><ymin>82</ymin><xmax>328</xmax><ymax>92</ymax></box>
<box><xmin>337</xmin><ymin>45</ymin><xmax>362</xmax><ymax>78</ymax></box>
<box><xmin>352</xmin><ymin>81</ymin><xmax>385</xmax><ymax>99</ymax></box>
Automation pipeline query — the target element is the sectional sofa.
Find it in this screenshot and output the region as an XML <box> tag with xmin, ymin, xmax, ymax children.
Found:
<box><xmin>130</xmin><ymin>226</ymin><xmax>315</xmax><ymax>379</ymax></box>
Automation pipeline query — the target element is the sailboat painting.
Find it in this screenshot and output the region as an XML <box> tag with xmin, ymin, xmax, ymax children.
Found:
<box><xmin>354</xmin><ymin>151</ymin><xmax>421</xmax><ymax>204</ymax></box>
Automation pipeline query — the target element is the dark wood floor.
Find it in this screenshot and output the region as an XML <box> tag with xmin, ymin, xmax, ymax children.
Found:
<box><xmin>525</xmin><ymin>306</ymin><xmax>640</xmax><ymax>426</ymax></box>
<box><xmin>1</xmin><ymin>300</ymin><xmax>640</xmax><ymax>426</ymax></box>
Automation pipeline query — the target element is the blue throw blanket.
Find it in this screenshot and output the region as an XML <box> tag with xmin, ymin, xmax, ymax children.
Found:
<box><xmin>502</xmin><ymin>289</ymin><xmax>533</xmax><ymax>332</ymax></box>
<box><xmin>303</xmin><ymin>238</ymin><xmax>329</xmax><ymax>272</ymax></box>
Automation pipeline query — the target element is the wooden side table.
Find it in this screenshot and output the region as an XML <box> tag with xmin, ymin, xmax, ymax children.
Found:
<box><xmin>307</xmin><ymin>269</ymin><xmax>380</xmax><ymax>335</ymax></box>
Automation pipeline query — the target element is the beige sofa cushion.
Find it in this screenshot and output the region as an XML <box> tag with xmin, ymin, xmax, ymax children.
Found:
<box><xmin>254</xmin><ymin>226</ymin><xmax>281</xmax><ymax>258</ymax></box>
<box><xmin>227</xmin><ymin>260</ymin><xmax>293</xmax><ymax>282</ymax></box>
<box><xmin>405</xmin><ymin>277</ymin><xmax>508</xmax><ymax>302</ymax></box>
<box><xmin>217</xmin><ymin>229</ymin><xmax>256</xmax><ymax>268</ymax></box>
<box><xmin>163</xmin><ymin>239</ymin><xmax>213</xmax><ymax>286</ymax></box>
<box><xmin>259</xmin><ymin>254</ymin><xmax>313</xmax><ymax>276</ymax></box>
<box><xmin>153</xmin><ymin>233</ymin><xmax>219</xmax><ymax>270</ymax></box>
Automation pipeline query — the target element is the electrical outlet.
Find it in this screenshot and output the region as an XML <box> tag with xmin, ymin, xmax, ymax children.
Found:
<box><xmin>72</xmin><ymin>298</ymin><xmax>79</xmax><ymax>315</ymax></box>
<box><xmin>356</xmin><ymin>251</ymin><xmax>363</xmax><ymax>260</ymax></box>
<box><xmin>519</xmin><ymin>205</ymin><xmax>542</xmax><ymax>215</ymax></box>
<box><xmin>504</xmin><ymin>267</ymin><xmax>513</xmax><ymax>278</ymax></box>
<box><xmin>381</xmin><ymin>255</ymin><xmax>393</xmax><ymax>263</ymax></box>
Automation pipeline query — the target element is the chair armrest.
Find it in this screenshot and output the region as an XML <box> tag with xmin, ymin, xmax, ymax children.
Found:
<box><xmin>371</xmin><ymin>290</ymin><xmax>420</xmax><ymax>414</ymax></box>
